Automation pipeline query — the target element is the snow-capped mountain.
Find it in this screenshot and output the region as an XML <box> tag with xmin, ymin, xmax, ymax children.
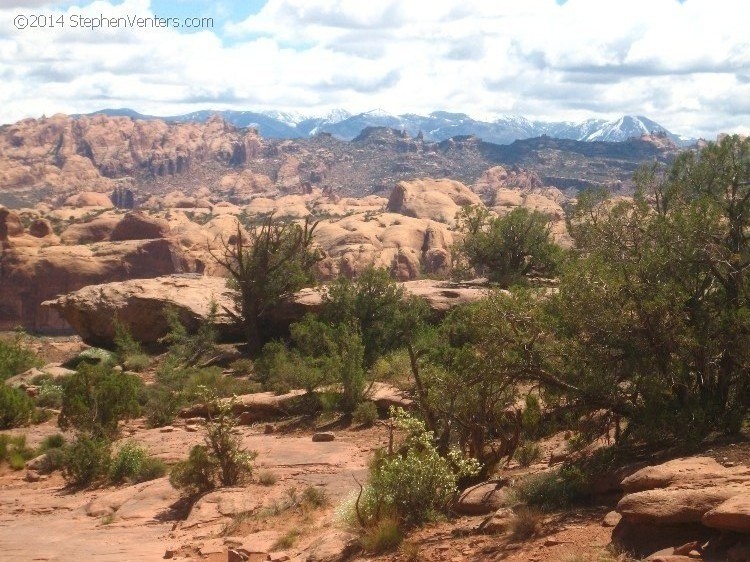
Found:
<box><xmin>84</xmin><ymin>108</ymin><xmax>696</xmax><ymax>146</ymax></box>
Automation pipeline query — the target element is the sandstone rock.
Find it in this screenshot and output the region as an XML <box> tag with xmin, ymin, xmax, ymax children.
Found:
<box><xmin>59</xmin><ymin>213</ymin><xmax>121</xmax><ymax>244</ymax></box>
<box><xmin>702</xmin><ymin>493</ymin><xmax>750</xmax><ymax>533</ymax></box>
<box><xmin>110</xmin><ymin>212</ymin><xmax>170</xmax><ymax>241</ymax></box>
<box><xmin>25</xmin><ymin>470</ymin><xmax>41</xmax><ymax>482</ymax></box>
<box><xmin>0</xmin><ymin>207</ymin><xmax>24</xmax><ymax>239</ymax></box>
<box><xmin>386</xmin><ymin>178</ymin><xmax>481</xmax><ymax>224</ymax></box>
<box><xmin>28</xmin><ymin>219</ymin><xmax>53</xmax><ymax>238</ymax></box>
<box><xmin>64</xmin><ymin>191</ymin><xmax>114</xmax><ymax>208</ymax></box>
<box><xmin>43</xmin><ymin>274</ymin><xmax>238</xmax><ymax>346</ymax></box>
<box><xmin>603</xmin><ymin>510</ymin><xmax>622</xmax><ymax>527</ymax></box>
<box><xmin>304</xmin><ymin>529</ymin><xmax>358</xmax><ymax>562</ymax></box>
<box><xmin>617</xmin><ymin>486</ymin><xmax>743</xmax><ymax>524</ymax></box>
<box><xmin>312</xmin><ymin>432</ymin><xmax>335</xmax><ymax>442</ymax></box>
<box><xmin>455</xmin><ymin>481</ymin><xmax>507</xmax><ymax>515</ymax></box>
<box><xmin>478</xmin><ymin>507</ymin><xmax>514</xmax><ymax>534</ymax></box>
<box><xmin>3</xmin><ymin>238</ymin><xmax>192</xmax><ymax>332</ymax></box>
<box><xmin>620</xmin><ymin>457</ymin><xmax>746</xmax><ymax>493</ymax></box>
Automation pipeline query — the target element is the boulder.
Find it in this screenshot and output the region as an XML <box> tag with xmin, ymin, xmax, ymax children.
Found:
<box><xmin>28</xmin><ymin>219</ymin><xmax>53</xmax><ymax>238</ymax></box>
<box><xmin>59</xmin><ymin>214</ymin><xmax>121</xmax><ymax>244</ymax></box>
<box><xmin>64</xmin><ymin>191</ymin><xmax>114</xmax><ymax>208</ymax></box>
<box><xmin>2</xmin><ymin>238</ymin><xmax>193</xmax><ymax>333</ymax></box>
<box><xmin>0</xmin><ymin>207</ymin><xmax>24</xmax><ymax>239</ymax></box>
<box><xmin>478</xmin><ymin>507</ymin><xmax>515</xmax><ymax>534</ymax></box>
<box><xmin>386</xmin><ymin>178</ymin><xmax>481</xmax><ymax>224</ymax></box>
<box><xmin>110</xmin><ymin>212</ymin><xmax>170</xmax><ymax>241</ymax></box>
<box><xmin>620</xmin><ymin>457</ymin><xmax>746</xmax><ymax>493</ymax></box>
<box><xmin>455</xmin><ymin>480</ymin><xmax>508</xmax><ymax>515</ymax></box>
<box><xmin>702</xmin><ymin>494</ymin><xmax>750</xmax><ymax>533</ymax></box>
<box><xmin>43</xmin><ymin>274</ymin><xmax>238</xmax><ymax>346</ymax></box>
<box><xmin>304</xmin><ymin>529</ymin><xmax>358</xmax><ymax>562</ymax></box>
<box><xmin>617</xmin><ymin>486</ymin><xmax>743</xmax><ymax>524</ymax></box>
<box><xmin>312</xmin><ymin>432</ymin><xmax>335</xmax><ymax>442</ymax></box>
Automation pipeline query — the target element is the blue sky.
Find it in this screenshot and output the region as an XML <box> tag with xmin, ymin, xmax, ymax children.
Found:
<box><xmin>1</xmin><ymin>0</ymin><xmax>749</xmax><ymax>138</ymax></box>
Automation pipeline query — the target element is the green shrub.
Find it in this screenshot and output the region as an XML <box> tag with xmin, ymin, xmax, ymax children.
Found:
<box><xmin>108</xmin><ymin>442</ymin><xmax>148</xmax><ymax>483</ymax></box>
<box><xmin>37</xmin><ymin>433</ymin><xmax>65</xmax><ymax>453</ymax></box>
<box><xmin>361</xmin><ymin>517</ymin><xmax>403</xmax><ymax>554</ymax></box>
<box><xmin>38</xmin><ymin>447</ymin><xmax>65</xmax><ymax>473</ymax></box>
<box><xmin>9</xmin><ymin>452</ymin><xmax>26</xmax><ymax>470</ymax></box>
<box><xmin>229</xmin><ymin>358</ymin><xmax>254</xmax><ymax>376</ymax></box>
<box><xmin>515</xmin><ymin>442</ymin><xmax>543</xmax><ymax>467</ymax></box>
<box><xmin>0</xmin><ymin>434</ymin><xmax>33</xmax><ymax>465</ymax></box>
<box><xmin>143</xmin><ymin>385</ymin><xmax>184</xmax><ymax>428</ymax></box>
<box><xmin>513</xmin><ymin>466</ymin><xmax>589</xmax><ymax>510</ymax></box>
<box><xmin>65</xmin><ymin>347</ymin><xmax>116</xmax><ymax>368</ymax></box>
<box><xmin>170</xmin><ymin>392</ymin><xmax>257</xmax><ymax>493</ymax></box>
<box><xmin>135</xmin><ymin>456</ymin><xmax>167</xmax><ymax>482</ymax></box>
<box><xmin>35</xmin><ymin>380</ymin><xmax>64</xmax><ymax>409</ymax></box>
<box><xmin>169</xmin><ymin>445</ymin><xmax>217</xmax><ymax>494</ymax></box>
<box><xmin>0</xmin><ymin>385</ymin><xmax>35</xmax><ymax>429</ymax></box>
<box><xmin>62</xmin><ymin>435</ymin><xmax>112</xmax><ymax>487</ymax></box>
<box><xmin>271</xmin><ymin>531</ymin><xmax>298</xmax><ymax>550</ymax></box>
<box><xmin>521</xmin><ymin>394</ymin><xmax>543</xmax><ymax>439</ymax></box>
<box><xmin>353</xmin><ymin>402</ymin><xmax>378</xmax><ymax>426</ymax></box>
<box><xmin>59</xmin><ymin>364</ymin><xmax>142</xmax><ymax>437</ymax></box>
<box><xmin>357</xmin><ymin>408</ymin><xmax>481</xmax><ymax>526</ymax></box>
<box><xmin>0</xmin><ymin>331</ymin><xmax>41</xmax><ymax>381</ymax></box>
<box><xmin>122</xmin><ymin>353</ymin><xmax>151</xmax><ymax>372</ymax></box>
<box><xmin>302</xmin><ymin>485</ymin><xmax>328</xmax><ymax>508</ymax></box>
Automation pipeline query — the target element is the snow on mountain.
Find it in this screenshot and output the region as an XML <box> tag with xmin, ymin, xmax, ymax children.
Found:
<box><xmin>85</xmin><ymin>108</ymin><xmax>696</xmax><ymax>146</ymax></box>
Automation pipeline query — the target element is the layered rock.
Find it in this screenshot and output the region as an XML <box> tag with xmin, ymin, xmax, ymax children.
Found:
<box><xmin>386</xmin><ymin>178</ymin><xmax>481</xmax><ymax>224</ymax></box>
<box><xmin>44</xmin><ymin>275</ymin><xmax>489</xmax><ymax>345</ymax></box>
<box><xmin>1</xmin><ymin>239</ymin><xmax>193</xmax><ymax>332</ymax></box>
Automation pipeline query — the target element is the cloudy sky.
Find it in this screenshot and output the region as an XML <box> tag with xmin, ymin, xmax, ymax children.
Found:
<box><xmin>1</xmin><ymin>0</ymin><xmax>749</xmax><ymax>138</ymax></box>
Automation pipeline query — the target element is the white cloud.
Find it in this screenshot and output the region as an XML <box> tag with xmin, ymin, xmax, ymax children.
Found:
<box><xmin>1</xmin><ymin>0</ymin><xmax>749</xmax><ymax>138</ymax></box>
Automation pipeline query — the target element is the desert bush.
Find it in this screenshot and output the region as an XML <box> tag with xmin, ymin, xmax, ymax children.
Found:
<box><xmin>302</xmin><ymin>485</ymin><xmax>328</xmax><ymax>508</ymax></box>
<box><xmin>35</xmin><ymin>379</ymin><xmax>64</xmax><ymax>409</ymax></box>
<box><xmin>37</xmin><ymin>433</ymin><xmax>65</xmax><ymax>453</ymax></box>
<box><xmin>257</xmin><ymin>470</ymin><xmax>277</xmax><ymax>486</ymax></box>
<box><xmin>0</xmin><ymin>385</ymin><xmax>35</xmax><ymax>429</ymax></box>
<box><xmin>62</xmin><ymin>435</ymin><xmax>112</xmax><ymax>487</ymax></box>
<box><xmin>170</xmin><ymin>390</ymin><xmax>257</xmax><ymax>494</ymax></box>
<box><xmin>160</xmin><ymin>303</ymin><xmax>218</xmax><ymax>366</ymax></box>
<box><xmin>136</xmin><ymin>456</ymin><xmax>168</xmax><ymax>482</ymax></box>
<box><xmin>170</xmin><ymin>445</ymin><xmax>216</xmax><ymax>494</ymax></box>
<box><xmin>229</xmin><ymin>358</ymin><xmax>254</xmax><ymax>376</ymax></box>
<box><xmin>353</xmin><ymin>402</ymin><xmax>378</xmax><ymax>426</ymax></box>
<box><xmin>0</xmin><ymin>331</ymin><xmax>41</xmax><ymax>381</ymax></box>
<box><xmin>38</xmin><ymin>446</ymin><xmax>66</xmax><ymax>473</ymax></box>
<box><xmin>108</xmin><ymin>442</ymin><xmax>148</xmax><ymax>483</ymax></box>
<box><xmin>0</xmin><ymin>434</ymin><xmax>35</xmax><ymax>470</ymax></box>
<box><xmin>143</xmin><ymin>385</ymin><xmax>184</xmax><ymax>428</ymax></box>
<box><xmin>509</xmin><ymin>506</ymin><xmax>542</xmax><ymax>540</ymax></box>
<box><xmin>515</xmin><ymin>442</ymin><xmax>543</xmax><ymax>467</ymax></box>
<box><xmin>356</xmin><ymin>408</ymin><xmax>481</xmax><ymax>527</ymax></box>
<box><xmin>113</xmin><ymin>319</ymin><xmax>149</xmax><ymax>372</ymax></box>
<box><xmin>521</xmin><ymin>394</ymin><xmax>543</xmax><ymax>440</ymax></box>
<box><xmin>58</xmin><ymin>364</ymin><xmax>142</xmax><ymax>437</ymax></box>
<box><xmin>271</xmin><ymin>530</ymin><xmax>299</xmax><ymax>550</ymax></box>
<box><xmin>513</xmin><ymin>466</ymin><xmax>589</xmax><ymax>510</ymax></box>
<box><xmin>361</xmin><ymin>516</ymin><xmax>403</xmax><ymax>554</ymax></box>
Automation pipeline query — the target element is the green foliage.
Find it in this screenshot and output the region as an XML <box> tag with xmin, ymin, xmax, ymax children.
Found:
<box><xmin>109</xmin><ymin>442</ymin><xmax>166</xmax><ymax>484</ymax></box>
<box><xmin>58</xmin><ymin>364</ymin><xmax>142</xmax><ymax>437</ymax></box>
<box><xmin>0</xmin><ymin>331</ymin><xmax>41</xmax><ymax>381</ymax></box>
<box><xmin>323</xmin><ymin>267</ymin><xmax>420</xmax><ymax>369</ymax></box>
<box><xmin>170</xmin><ymin>390</ymin><xmax>257</xmax><ymax>494</ymax></box>
<box><xmin>170</xmin><ymin>445</ymin><xmax>216</xmax><ymax>494</ymax></box>
<box><xmin>455</xmin><ymin>206</ymin><xmax>562</xmax><ymax>287</ymax></box>
<box><xmin>514</xmin><ymin>442</ymin><xmax>543</xmax><ymax>467</ymax></box>
<box><xmin>160</xmin><ymin>302</ymin><xmax>218</xmax><ymax>366</ymax></box>
<box><xmin>62</xmin><ymin>435</ymin><xmax>112</xmax><ymax>487</ymax></box>
<box><xmin>67</xmin><ymin>347</ymin><xmax>116</xmax><ymax>368</ymax></box>
<box><xmin>35</xmin><ymin>378</ymin><xmax>64</xmax><ymax>409</ymax></box>
<box><xmin>513</xmin><ymin>466</ymin><xmax>589</xmax><ymax>511</ymax></box>
<box><xmin>38</xmin><ymin>446</ymin><xmax>65</xmax><ymax>473</ymax></box>
<box><xmin>37</xmin><ymin>433</ymin><xmax>65</xmax><ymax>453</ymax></box>
<box><xmin>212</xmin><ymin>216</ymin><xmax>322</xmax><ymax>354</ymax></box>
<box><xmin>521</xmin><ymin>395</ymin><xmax>543</xmax><ymax>440</ymax></box>
<box><xmin>0</xmin><ymin>434</ymin><xmax>34</xmax><ymax>470</ymax></box>
<box><xmin>358</xmin><ymin>408</ymin><xmax>481</xmax><ymax>527</ymax></box>
<box><xmin>113</xmin><ymin>318</ymin><xmax>149</xmax><ymax>371</ymax></box>
<box><xmin>361</xmin><ymin>517</ymin><xmax>403</xmax><ymax>554</ymax></box>
<box><xmin>353</xmin><ymin>402</ymin><xmax>379</xmax><ymax>426</ymax></box>
<box><xmin>0</xmin><ymin>385</ymin><xmax>35</xmax><ymax>429</ymax></box>
<box><xmin>271</xmin><ymin>531</ymin><xmax>299</xmax><ymax>550</ymax></box>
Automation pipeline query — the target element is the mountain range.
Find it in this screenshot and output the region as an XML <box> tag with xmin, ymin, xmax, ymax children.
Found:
<box><xmin>86</xmin><ymin>108</ymin><xmax>696</xmax><ymax>147</ymax></box>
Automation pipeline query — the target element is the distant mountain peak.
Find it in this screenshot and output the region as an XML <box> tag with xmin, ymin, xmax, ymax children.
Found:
<box><xmin>80</xmin><ymin>108</ymin><xmax>696</xmax><ymax>147</ymax></box>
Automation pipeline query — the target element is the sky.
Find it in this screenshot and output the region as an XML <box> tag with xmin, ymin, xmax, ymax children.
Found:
<box><xmin>1</xmin><ymin>0</ymin><xmax>749</xmax><ymax>139</ymax></box>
